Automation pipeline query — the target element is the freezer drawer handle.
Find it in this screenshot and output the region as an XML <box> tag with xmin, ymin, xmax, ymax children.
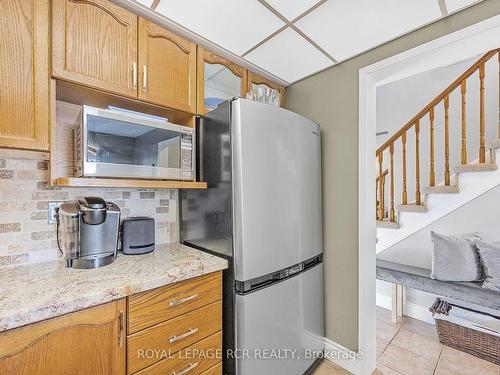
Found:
<box><xmin>169</xmin><ymin>294</ymin><xmax>198</xmax><ymax>307</ymax></box>
<box><xmin>172</xmin><ymin>362</ymin><xmax>198</xmax><ymax>375</ymax></box>
<box><xmin>170</xmin><ymin>328</ymin><xmax>199</xmax><ymax>343</ymax></box>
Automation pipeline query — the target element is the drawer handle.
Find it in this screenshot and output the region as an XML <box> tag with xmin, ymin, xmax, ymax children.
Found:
<box><xmin>173</xmin><ymin>362</ymin><xmax>198</xmax><ymax>375</ymax></box>
<box><xmin>170</xmin><ymin>328</ymin><xmax>199</xmax><ymax>343</ymax></box>
<box><xmin>169</xmin><ymin>294</ymin><xmax>198</xmax><ymax>307</ymax></box>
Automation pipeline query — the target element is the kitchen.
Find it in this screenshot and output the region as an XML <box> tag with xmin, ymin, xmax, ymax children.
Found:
<box><xmin>0</xmin><ymin>0</ymin><xmax>325</xmax><ymax>374</ymax></box>
<box><xmin>5</xmin><ymin>1</ymin><xmax>494</xmax><ymax>374</ymax></box>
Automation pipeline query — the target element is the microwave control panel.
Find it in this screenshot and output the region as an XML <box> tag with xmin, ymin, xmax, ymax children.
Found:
<box><xmin>180</xmin><ymin>129</ymin><xmax>194</xmax><ymax>179</ymax></box>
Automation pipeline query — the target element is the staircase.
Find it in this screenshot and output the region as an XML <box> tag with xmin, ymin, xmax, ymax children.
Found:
<box><xmin>376</xmin><ymin>48</ymin><xmax>500</xmax><ymax>252</ymax></box>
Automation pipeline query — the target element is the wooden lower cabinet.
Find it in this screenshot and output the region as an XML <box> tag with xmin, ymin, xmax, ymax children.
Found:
<box><xmin>0</xmin><ymin>271</ymin><xmax>223</xmax><ymax>375</ymax></box>
<box><xmin>0</xmin><ymin>299</ymin><xmax>126</xmax><ymax>374</ymax></box>
<box><xmin>127</xmin><ymin>272</ymin><xmax>223</xmax><ymax>374</ymax></box>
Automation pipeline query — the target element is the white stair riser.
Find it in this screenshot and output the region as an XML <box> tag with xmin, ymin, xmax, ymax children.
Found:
<box><xmin>377</xmin><ymin>148</ymin><xmax>500</xmax><ymax>253</ymax></box>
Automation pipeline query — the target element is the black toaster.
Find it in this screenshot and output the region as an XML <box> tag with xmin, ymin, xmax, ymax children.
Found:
<box><xmin>121</xmin><ymin>217</ymin><xmax>155</xmax><ymax>255</ymax></box>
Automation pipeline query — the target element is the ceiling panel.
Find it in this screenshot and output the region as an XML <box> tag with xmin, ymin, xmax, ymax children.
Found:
<box><xmin>264</xmin><ymin>0</ymin><xmax>322</xmax><ymax>21</ymax></box>
<box><xmin>295</xmin><ymin>0</ymin><xmax>442</xmax><ymax>62</ymax></box>
<box><xmin>245</xmin><ymin>28</ymin><xmax>332</xmax><ymax>83</ymax></box>
<box><xmin>155</xmin><ymin>0</ymin><xmax>285</xmax><ymax>55</ymax></box>
<box><xmin>445</xmin><ymin>0</ymin><xmax>482</xmax><ymax>13</ymax></box>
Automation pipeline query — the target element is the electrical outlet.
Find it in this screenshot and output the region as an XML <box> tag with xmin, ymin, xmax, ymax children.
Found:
<box><xmin>48</xmin><ymin>202</ymin><xmax>63</xmax><ymax>224</ymax></box>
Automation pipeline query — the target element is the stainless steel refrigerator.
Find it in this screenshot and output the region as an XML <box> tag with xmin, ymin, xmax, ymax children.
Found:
<box><xmin>180</xmin><ymin>98</ymin><xmax>324</xmax><ymax>375</ymax></box>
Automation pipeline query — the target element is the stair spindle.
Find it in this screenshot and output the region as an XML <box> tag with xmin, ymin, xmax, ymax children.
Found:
<box><xmin>498</xmin><ymin>51</ymin><xmax>500</xmax><ymax>139</ymax></box>
<box><xmin>390</xmin><ymin>143</ymin><xmax>395</xmax><ymax>222</ymax></box>
<box><xmin>479</xmin><ymin>62</ymin><xmax>486</xmax><ymax>163</ymax></box>
<box><xmin>378</xmin><ymin>152</ymin><xmax>384</xmax><ymax>220</ymax></box>
<box><xmin>402</xmin><ymin>132</ymin><xmax>407</xmax><ymax>205</ymax></box>
<box><xmin>415</xmin><ymin>120</ymin><xmax>421</xmax><ymax>205</ymax></box>
<box><xmin>444</xmin><ymin>95</ymin><xmax>451</xmax><ymax>186</ymax></box>
<box><xmin>429</xmin><ymin>108</ymin><xmax>436</xmax><ymax>186</ymax></box>
<box><xmin>461</xmin><ymin>80</ymin><xmax>467</xmax><ymax>165</ymax></box>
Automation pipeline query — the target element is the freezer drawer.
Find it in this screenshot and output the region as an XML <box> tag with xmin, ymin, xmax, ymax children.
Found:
<box><xmin>235</xmin><ymin>264</ymin><xmax>324</xmax><ymax>375</ymax></box>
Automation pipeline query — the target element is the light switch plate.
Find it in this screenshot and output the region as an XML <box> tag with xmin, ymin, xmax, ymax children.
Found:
<box><xmin>48</xmin><ymin>202</ymin><xmax>63</xmax><ymax>224</ymax></box>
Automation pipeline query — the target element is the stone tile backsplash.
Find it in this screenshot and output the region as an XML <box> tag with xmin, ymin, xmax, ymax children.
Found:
<box><xmin>0</xmin><ymin>157</ymin><xmax>178</xmax><ymax>268</ymax></box>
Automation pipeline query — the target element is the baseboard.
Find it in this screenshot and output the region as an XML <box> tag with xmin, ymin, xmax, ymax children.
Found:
<box><xmin>323</xmin><ymin>337</ymin><xmax>360</xmax><ymax>374</ymax></box>
<box><xmin>376</xmin><ymin>293</ymin><xmax>435</xmax><ymax>325</ymax></box>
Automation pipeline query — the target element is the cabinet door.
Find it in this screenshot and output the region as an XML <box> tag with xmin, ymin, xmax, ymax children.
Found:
<box><xmin>197</xmin><ymin>47</ymin><xmax>247</xmax><ymax>115</ymax></box>
<box><xmin>0</xmin><ymin>300</ymin><xmax>126</xmax><ymax>375</ymax></box>
<box><xmin>138</xmin><ymin>18</ymin><xmax>197</xmax><ymax>113</ymax></box>
<box><xmin>0</xmin><ymin>0</ymin><xmax>49</xmax><ymax>151</ymax></box>
<box><xmin>52</xmin><ymin>0</ymin><xmax>138</xmax><ymax>98</ymax></box>
<box><xmin>247</xmin><ymin>71</ymin><xmax>285</xmax><ymax>107</ymax></box>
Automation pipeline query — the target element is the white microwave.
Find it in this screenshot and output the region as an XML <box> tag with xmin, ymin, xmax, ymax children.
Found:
<box><xmin>74</xmin><ymin>106</ymin><xmax>194</xmax><ymax>180</ymax></box>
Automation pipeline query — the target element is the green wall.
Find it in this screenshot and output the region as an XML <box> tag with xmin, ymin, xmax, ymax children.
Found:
<box><xmin>285</xmin><ymin>0</ymin><xmax>500</xmax><ymax>351</ymax></box>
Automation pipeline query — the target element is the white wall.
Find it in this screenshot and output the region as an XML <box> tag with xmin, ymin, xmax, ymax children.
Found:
<box><xmin>376</xmin><ymin>55</ymin><xmax>499</xmax><ymax>207</ymax></box>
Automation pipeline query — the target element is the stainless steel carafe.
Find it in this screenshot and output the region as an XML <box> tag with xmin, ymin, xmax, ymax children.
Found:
<box><xmin>56</xmin><ymin>197</ymin><xmax>120</xmax><ymax>269</ymax></box>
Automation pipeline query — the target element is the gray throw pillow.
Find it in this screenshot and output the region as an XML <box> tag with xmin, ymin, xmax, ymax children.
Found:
<box><xmin>430</xmin><ymin>231</ymin><xmax>482</xmax><ymax>281</ymax></box>
<box><xmin>475</xmin><ymin>240</ymin><xmax>500</xmax><ymax>292</ymax></box>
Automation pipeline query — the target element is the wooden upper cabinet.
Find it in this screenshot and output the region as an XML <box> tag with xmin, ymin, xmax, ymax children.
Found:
<box><xmin>247</xmin><ymin>71</ymin><xmax>286</xmax><ymax>107</ymax></box>
<box><xmin>0</xmin><ymin>0</ymin><xmax>50</xmax><ymax>151</ymax></box>
<box><xmin>52</xmin><ymin>0</ymin><xmax>138</xmax><ymax>98</ymax></box>
<box><xmin>197</xmin><ymin>47</ymin><xmax>247</xmax><ymax>115</ymax></box>
<box><xmin>138</xmin><ymin>18</ymin><xmax>197</xmax><ymax>113</ymax></box>
<box><xmin>0</xmin><ymin>300</ymin><xmax>126</xmax><ymax>375</ymax></box>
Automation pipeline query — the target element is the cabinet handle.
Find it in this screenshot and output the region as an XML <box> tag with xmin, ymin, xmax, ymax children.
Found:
<box><xmin>118</xmin><ymin>311</ymin><xmax>124</xmax><ymax>348</ymax></box>
<box><xmin>142</xmin><ymin>64</ymin><xmax>147</xmax><ymax>92</ymax></box>
<box><xmin>172</xmin><ymin>362</ymin><xmax>198</xmax><ymax>375</ymax></box>
<box><xmin>169</xmin><ymin>294</ymin><xmax>198</xmax><ymax>307</ymax></box>
<box><xmin>170</xmin><ymin>327</ymin><xmax>198</xmax><ymax>343</ymax></box>
<box><xmin>132</xmin><ymin>62</ymin><xmax>137</xmax><ymax>89</ymax></box>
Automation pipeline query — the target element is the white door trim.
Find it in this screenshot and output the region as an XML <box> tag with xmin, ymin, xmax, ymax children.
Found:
<box><xmin>357</xmin><ymin>14</ymin><xmax>500</xmax><ymax>375</ymax></box>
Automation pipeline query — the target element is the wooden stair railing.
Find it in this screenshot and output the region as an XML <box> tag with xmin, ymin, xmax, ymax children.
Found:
<box><xmin>376</xmin><ymin>169</ymin><xmax>389</xmax><ymax>220</ymax></box>
<box><xmin>376</xmin><ymin>48</ymin><xmax>500</xmax><ymax>225</ymax></box>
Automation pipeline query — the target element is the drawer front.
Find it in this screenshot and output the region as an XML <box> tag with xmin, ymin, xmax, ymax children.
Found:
<box><xmin>200</xmin><ymin>362</ymin><xmax>222</xmax><ymax>375</ymax></box>
<box><xmin>128</xmin><ymin>300</ymin><xmax>222</xmax><ymax>374</ymax></box>
<box><xmin>128</xmin><ymin>272</ymin><xmax>222</xmax><ymax>333</ymax></box>
<box><xmin>134</xmin><ymin>331</ymin><xmax>222</xmax><ymax>375</ymax></box>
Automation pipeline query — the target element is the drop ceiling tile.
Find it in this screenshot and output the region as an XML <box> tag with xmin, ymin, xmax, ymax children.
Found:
<box><xmin>156</xmin><ymin>0</ymin><xmax>285</xmax><ymax>55</ymax></box>
<box><xmin>296</xmin><ymin>0</ymin><xmax>442</xmax><ymax>62</ymax></box>
<box><xmin>265</xmin><ymin>0</ymin><xmax>322</xmax><ymax>21</ymax></box>
<box><xmin>445</xmin><ymin>0</ymin><xmax>482</xmax><ymax>13</ymax></box>
<box><xmin>134</xmin><ymin>0</ymin><xmax>154</xmax><ymax>6</ymax></box>
<box><xmin>245</xmin><ymin>28</ymin><xmax>333</xmax><ymax>83</ymax></box>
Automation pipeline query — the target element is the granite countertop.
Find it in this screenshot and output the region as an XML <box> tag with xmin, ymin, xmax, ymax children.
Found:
<box><xmin>0</xmin><ymin>243</ymin><xmax>228</xmax><ymax>332</ymax></box>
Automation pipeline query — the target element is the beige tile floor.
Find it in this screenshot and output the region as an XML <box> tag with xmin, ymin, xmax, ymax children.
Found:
<box><xmin>312</xmin><ymin>307</ymin><xmax>500</xmax><ymax>375</ymax></box>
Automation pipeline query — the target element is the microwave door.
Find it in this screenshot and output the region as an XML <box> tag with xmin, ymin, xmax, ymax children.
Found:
<box><xmin>158</xmin><ymin>137</ymin><xmax>180</xmax><ymax>172</ymax></box>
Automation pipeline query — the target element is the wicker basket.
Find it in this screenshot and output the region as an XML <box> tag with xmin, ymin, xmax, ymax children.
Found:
<box><xmin>434</xmin><ymin>317</ymin><xmax>500</xmax><ymax>365</ymax></box>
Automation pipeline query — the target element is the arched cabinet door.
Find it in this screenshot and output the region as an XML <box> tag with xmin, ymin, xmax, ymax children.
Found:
<box><xmin>52</xmin><ymin>0</ymin><xmax>138</xmax><ymax>98</ymax></box>
<box><xmin>0</xmin><ymin>0</ymin><xmax>50</xmax><ymax>151</ymax></box>
<box><xmin>138</xmin><ymin>18</ymin><xmax>197</xmax><ymax>113</ymax></box>
<box><xmin>197</xmin><ymin>47</ymin><xmax>247</xmax><ymax>115</ymax></box>
<box><xmin>0</xmin><ymin>300</ymin><xmax>126</xmax><ymax>375</ymax></box>
<box><xmin>247</xmin><ymin>71</ymin><xmax>286</xmax><ymax>107</ymax></box>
